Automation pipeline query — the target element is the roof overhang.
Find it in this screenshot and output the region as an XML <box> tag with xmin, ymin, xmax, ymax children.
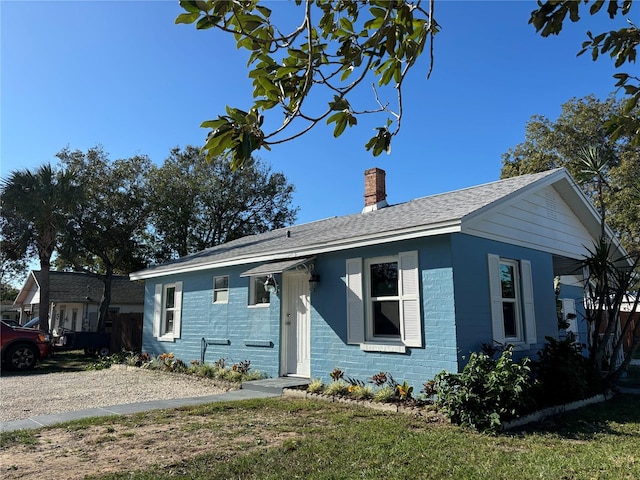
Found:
<box><xmin>129</xmin><ymin>220</ymin><xmax>462</xmax><ymax>280</ymax></box>
<box><xmin>240</xmin><ymin>257</ymin><xmax>315</xmax><ymax>277</ymax></box>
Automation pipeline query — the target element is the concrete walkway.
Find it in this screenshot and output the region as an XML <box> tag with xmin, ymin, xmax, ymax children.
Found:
<box><xmin>1</xmin><ymin>377</ymin><xmax>308</xmax><ymax>433</ymax></box>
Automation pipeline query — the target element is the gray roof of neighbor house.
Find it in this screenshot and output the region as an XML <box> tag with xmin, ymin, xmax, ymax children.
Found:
<box><xmin>31</xmin><ymin>271</ymin><xmax>144</xmax><ymax>304</ymax></box>
<box><xmin>130</xmin><ymin>168</ymin><xmax>612</xmax><ymax>280</ymax></box>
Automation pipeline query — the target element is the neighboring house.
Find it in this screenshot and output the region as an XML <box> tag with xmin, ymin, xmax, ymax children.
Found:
<box><xmin>130</xmin><ymin>168</ymin><xmax>627</xmax><ymax>387</ymax></box>
<box><xmin>14</xmin><ymin>271</ymin><xmax>145</xmax><ymax>332</ymax></box>
<box><xmin>1</xmin><ymin>301</ymin><xmax>20</xmax><ymax>323</ymax></box>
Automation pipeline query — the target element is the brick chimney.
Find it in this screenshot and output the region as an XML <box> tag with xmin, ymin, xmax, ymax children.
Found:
<box><xmin>362</xmin><ymin>167</ymin><xmax>388</xmax><ymax>213</ymax></box>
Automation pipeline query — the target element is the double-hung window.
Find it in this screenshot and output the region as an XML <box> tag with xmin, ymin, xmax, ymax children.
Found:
<box><xmin>346</xmin><ymin>251</ymin><xmax>422</xmax><ymax>350</ymax></box>
<box><xmin>153</xmin><ymin>281</ymin><xmax>183</xmax><ymax>341</ymax></box>
<box><xmin>213</xmin><ymin>276</ymin><xmax>229</xmax><ymax>304</ymax></box>
<box><xmin>367</xmin><ymin>257</ymin><xmax>401</xmax><ymax>338</ymax></box>
<box><xmin>488</xmin><ymin>254</ymin><xmax>536</xmax><ymax>346</ymax></box>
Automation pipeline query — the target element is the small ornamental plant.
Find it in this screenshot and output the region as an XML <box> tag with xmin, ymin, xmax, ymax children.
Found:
<box><xmin>396</xmin><ymin>381</ymin><xmax>413</xmax><ymax>401</ymax></box>
<box><xmin>373</xmin><ymin>385</ymin><xmax>396</xmax><ymax>402</ymax></box>
<box><xmin>349</xmin><ymin>384</ymin><xmax>374</xmax><ymax>400</ymax></box>
<box><xmin>324</xmin><ymin>379</ymin><xmax>350</xmax><ymax>396</ymax></box>
<box><xmin>138</xmin><ymin>354</ymin><xmax>264</xmax><ymax>382</ymax></box>
<box><xmin>307</xmin><ymin>378</ymin><xmax>325</xmax><ymax>393</ymax></box>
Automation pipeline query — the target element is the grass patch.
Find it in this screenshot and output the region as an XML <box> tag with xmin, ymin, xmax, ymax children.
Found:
<box><xmin>0</xmin><ymin>350</ymin><xmax>95</xmax><ymax>377</ymax></box>
<box><xmin>26</xmin><ymin>394</ymin><xmax>635</xmax><ymax>480</ymax></box>
<box><xmin>0</xmin><ymin>429</ymin><xmax>38</xmax><ymax>449</ymax></box>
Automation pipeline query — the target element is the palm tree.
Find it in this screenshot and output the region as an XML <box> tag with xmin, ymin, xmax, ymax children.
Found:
<box><xmin>576</xmin><ymin>144</ymin><xmax>612</xmax><ymax>238</ymax></box>
<box><xmin>1</xmin><ymin>164</ymin><xmax>77</xmax><ymax>332</ymax></box>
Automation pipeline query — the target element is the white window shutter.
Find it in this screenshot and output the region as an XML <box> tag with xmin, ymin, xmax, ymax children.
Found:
<box><xmin>173</xmin><ymin>281</ymin><xmax>183</xmax><ymax>339</ymax></box>
<box><xmin>153</xmin><ymin>283</ymin><xmax>162</xmax><ymax>338</ymax></box>
<box><xmin>520</xmin><ymin>260</ymin><xmax>536</xmax><ymax>345</ymax></box>
<box><xmin>346</xmin><ymin>258</ymin><xmax>364</xmax><ymax>344</ymax></box>
<box><xmin>487</xmin><ymin>254</ymin><xmax>505</xmax><ymax>344</ymax></box>
<box><xmin>399</xmin><ymin>251</ymin><xmax>422</xmax><ymax>347</ymax></box>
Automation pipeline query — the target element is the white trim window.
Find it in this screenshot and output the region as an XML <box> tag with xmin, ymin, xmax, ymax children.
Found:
<box><xmin>488</xmin><ymin>254</ymin><xmax>536</xmax><ymax>346</ymax></box>
<box><xmin>213</xmin><ymin>275</ymin><xmax>229</xmax><ymax>304</ymax></box>
<box><xmin>249</xmin><ymin>275</ymin><xmax>270</xmax><ymax>306</ymax></box>
<box><xmin>346</xmin><ymin>251</ymin><xmax>422</xmax><ymax>350</ymax></box>
<box><xmin>153</xmin><ymin>281</ymin><xmax>183</xmax><ymax>341</ymax></box>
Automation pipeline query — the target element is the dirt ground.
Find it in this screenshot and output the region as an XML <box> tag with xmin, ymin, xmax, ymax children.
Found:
<box><xmin>1</xmin><ymin>402</ymin><xmax>307</xmax><ymax>479</ymax></box>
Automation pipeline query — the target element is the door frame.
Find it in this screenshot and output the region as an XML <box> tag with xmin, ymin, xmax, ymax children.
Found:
<box><xmin>280</xmin><ymin>271</ymin><xmax>311</xmax><ymax>377</ymax></box>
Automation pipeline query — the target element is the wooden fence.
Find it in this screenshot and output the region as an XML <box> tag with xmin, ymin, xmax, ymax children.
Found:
<box><xmin>109</xmin><ymin>312</ymin><xmax>143</xmax><ymax>353</ymax></box>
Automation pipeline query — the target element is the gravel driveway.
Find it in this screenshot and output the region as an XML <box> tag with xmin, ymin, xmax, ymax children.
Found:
<box><xmin>0</xmin><ymin>367</ymin><xmax>231</xmax><ymax>422</ymax></box>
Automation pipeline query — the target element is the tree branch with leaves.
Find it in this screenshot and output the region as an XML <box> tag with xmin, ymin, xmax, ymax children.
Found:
<box><xmin>530</xmin><ymin>0</ymin><xmax>639</xmax><ymax>145</ymax></box>
<box><xmin>176</xmin><ymin>0</ymin><xmax>438</xmax><ymax>167</ymax></box>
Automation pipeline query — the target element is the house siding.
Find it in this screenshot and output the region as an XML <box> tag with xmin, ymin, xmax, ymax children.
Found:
<box><xmin>142</xmin><ymin>236</ymin><xmax>460</xmax><ymax>388</ymax></box>
<box><xmin>142</xmin><ymin>266</ymin><xmax>282</xmax><ymax>378</ymax></box>
<box><xmin>451</xmin><ymin>233</ymin><xmax>559</xmax><ymax>365</ymax></box>
<box><xmin>306</xmin><ymin>236</ymin><xmax>458</xmax><ymax>387</ymax></box>
<box><xmin>142</xmin><ymin>233</ymin><xmax>564</xmax><ymax>390</ymax></box>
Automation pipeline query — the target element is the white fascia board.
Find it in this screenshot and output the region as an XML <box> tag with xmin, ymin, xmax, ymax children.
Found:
<box><xmin>13</xmin><ymin>271</ymin><xmax>38</xmax><ymax>306</ymax></box>
<box><xmin>129</xmin><ymin>221</ymin><xmax>462</xmax><ymax>280</ymax></box>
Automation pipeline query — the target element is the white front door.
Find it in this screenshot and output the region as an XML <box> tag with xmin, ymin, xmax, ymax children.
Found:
<box><xmin>282</xmin><ymin>272</ymin><xmax>311</xmax><ymax>377</ymax></box>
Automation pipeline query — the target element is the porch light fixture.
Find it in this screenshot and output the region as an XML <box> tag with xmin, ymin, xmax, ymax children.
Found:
<box><xmin>309</xmin><ymin>273</ymin><xmax>320</xmax><ymax>292</ymax></box>
<box><xmin>264</xmin><ymin>275</ymin><xmax>278</xmax><ymax>294</ymax></box>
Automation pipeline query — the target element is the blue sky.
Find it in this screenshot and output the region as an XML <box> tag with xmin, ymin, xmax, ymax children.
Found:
<box><xmin>1</xmin><ymin>1</ymin><xmax>629</xmax><ymax>226</ymax></box>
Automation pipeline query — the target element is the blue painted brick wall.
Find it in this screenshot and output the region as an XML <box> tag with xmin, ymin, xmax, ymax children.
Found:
<box><xmin>142</xmin><ymin>231</ymin><xmax>563</xmax><ymax>392</ymax></box>
<box><xmin>142</xmin><ymin>265</ymin><xmax>282</xmax><ymax>378</ymax></box>
<box><xmin>308</xmin><ymin>237</ymin><xmax>459</xmax><ymax>388</ymax></box>
<box><xmin>450</xmin><ymin>233</ymin><xmax>559</xmax><ymax>365</ymax></box>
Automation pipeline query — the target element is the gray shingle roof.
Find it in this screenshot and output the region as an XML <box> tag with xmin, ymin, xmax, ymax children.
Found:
<box><xmin>132</xmin><ymin>169</ymin><xmax>564</xmax><ymax>279</ymax></box>
<box><xmin>32</xmin><ymin>271</ymin><xmax>144</xmax><ymax>304</ymax></box>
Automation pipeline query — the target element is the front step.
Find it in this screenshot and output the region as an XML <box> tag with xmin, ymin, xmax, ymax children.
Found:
<box><xmin>242</xmin><ymin>377</ymin><xmax>309</xmax><ymax>395</ymax></box>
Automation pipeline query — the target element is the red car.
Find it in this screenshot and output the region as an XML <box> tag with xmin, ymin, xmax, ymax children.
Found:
<box><xmin>1</xmin><ymin>320</ymin><xmax>52</xmax><ymax>371</ymax></box>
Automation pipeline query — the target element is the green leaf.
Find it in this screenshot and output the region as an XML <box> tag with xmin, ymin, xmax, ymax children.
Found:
<box><xmin>175</xmin><ymin>12</ymin><xmax>200</xmax><ymax>25</ymax></box>
<box><xmin>196</xmin><ymin>16</ymin><xmax>216</xmax><ymax>30</ymax></box>
<box><xmin>340</xmin><ymin>65</ymin><xmax>354</xmax><ymax>81</ymax></box>
<box><xmin>179</xmin><ymin>0</ymin><xmax>202</xmax><ymax>14</ymax></box>
<box><xmin>326</xmin><ymin>111</ymin><xmax>345</xmax><ymax>126</ymax></box>
<box><xmin>339</xmin><ymin>16</ymin><xmax>354</xmax><ymax>33</ymax></box>
<box><xmin>256</xmin><ymin>5</ymin><xmax>272</xmax><ymax>18</ymax></box>
<box><xmin>201</xmin><ymin>118</ymin><xmax>230</xmax><ymax>130</ymax></box>
<box><xmin>328</xmin><ymin>95</ymin><xmax>350</xmax><ymax>111</ymax></box>
<box><xmin>369</xmin><ymin>6</ymin><xmax>386</xmax><ymax>18</ymax></box>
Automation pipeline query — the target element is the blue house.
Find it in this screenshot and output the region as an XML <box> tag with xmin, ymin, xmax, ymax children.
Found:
<box><xmin>130</xmin><ymin>168</ymin><xmax>623</xmax><ymax>387</ymax></box>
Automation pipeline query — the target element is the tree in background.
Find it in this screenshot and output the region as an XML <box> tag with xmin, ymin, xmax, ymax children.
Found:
<box><xmin>176</xmin><ymin>0</ymin><xmax>637</xmax><ymax>165</ymax></box>
<box><xmin>147</xmin><ymin>146</ymin><xmax>297</xmax><ymax>262</ymax></box>
<box><xmin>502</xmin><ymin>94</ymin><xmax>639</xmax><ymax>389</ymax></box>
<box><xmin>530</xmin><ymin>0</ymin><xmax>639</xmax><ymax>145</ymax></box>
<box><xmin>55</xmin><ymin>147</ymin><xmax>152</xmax><ymax>333</ymax></box>
<box><xmin>0</xmin><ymin>283</ymin><xmax>19</xmax><ymax>304</ymax></box>
<box><xmin>0</xmin><ymin>248</ymin><xmax>28</xmax><ymax>292</ymax></box>
<box><xmin>0</xmin><ymin>164</ymin><xmax>78</xmax><ymax>331</ymax></box>
<box><xmin>501</xmin><ymin>94</ymin><xmax>640</xmax><ymax>257</ymax></box>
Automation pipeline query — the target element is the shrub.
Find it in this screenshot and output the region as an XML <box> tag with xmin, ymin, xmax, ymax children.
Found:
<box><xmin>324</xmin><ymin>380</ymin><xmax>350</xmax><ymax>396</ymax></box>
<box><xmin>372</xmin><ymin>385</ymin><xmax>396</xmax><ymax>403</ymax></box>
<box><xmin>531</xmin><ymin>336</ymin><xmax>588</xmax><ymax>408</ymax></box>
<box><xmin>433</xmin><ymin>346</ymin><xmax>533</xmax><ymax>432</ymax></box>
<box><xmin>396</xmin><ymin>381</ymin><xmax>413</xmax><ymax>400</ymax></box>
<box><xmin>349</xmin><ymin>384</ymin><xmax>374</xmax><ymax>400</ymax></box>
<box><xmin>307</xmin><ymin>379</ymin><xmax>325</xmax><ymax>393</ymax></box>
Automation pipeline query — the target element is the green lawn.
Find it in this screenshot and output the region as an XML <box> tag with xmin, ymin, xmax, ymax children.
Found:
<box><xmin>6</xmin><ymin>393</ymin><xmax>633</xmax><ymax>480</ymax></box>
